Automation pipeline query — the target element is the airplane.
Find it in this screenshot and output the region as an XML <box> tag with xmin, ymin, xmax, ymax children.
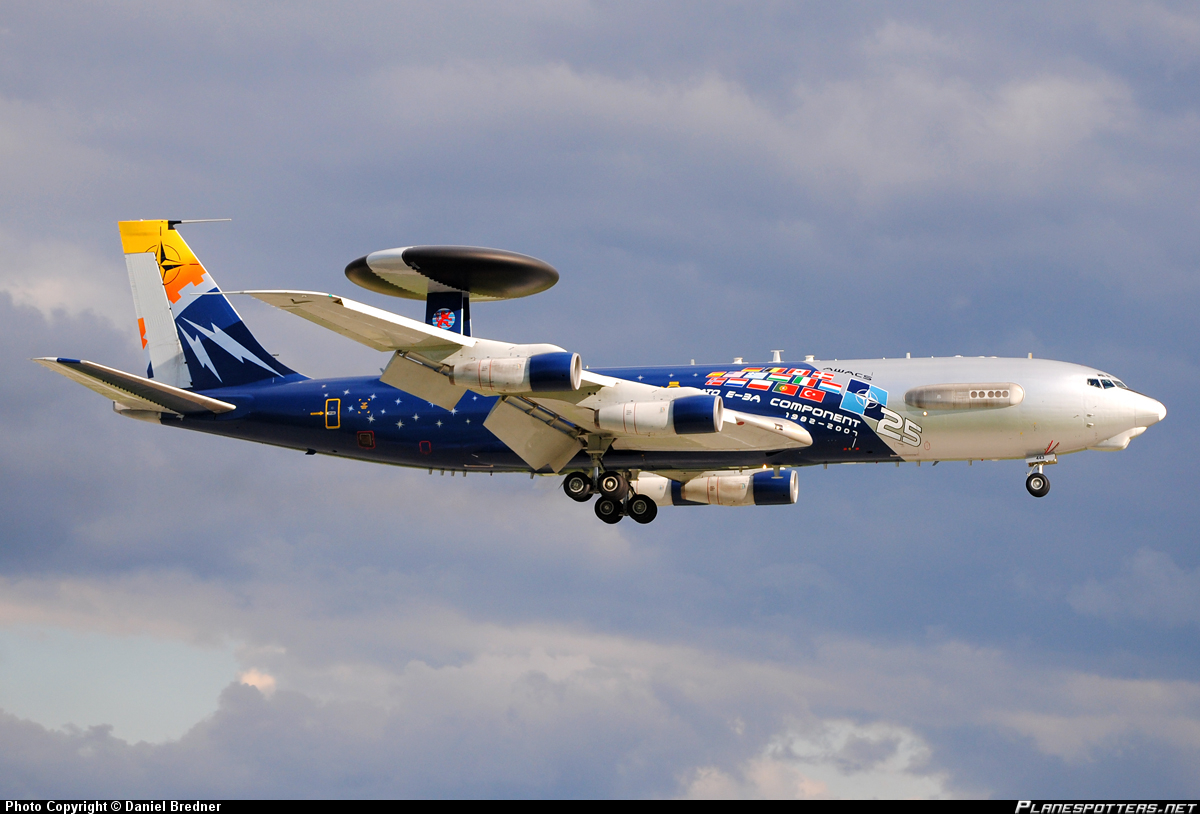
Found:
<box><xmin>35</xmin><ymin>220</ymin><xmax>1167</xmax><ymax>524</ymax></box>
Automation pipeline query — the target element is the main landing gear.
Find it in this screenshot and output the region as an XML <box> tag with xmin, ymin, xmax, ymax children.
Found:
<box><xmin>563</xmin><ymin>470</ymin><xmax>657</xmax><ymax>524</ymax></box>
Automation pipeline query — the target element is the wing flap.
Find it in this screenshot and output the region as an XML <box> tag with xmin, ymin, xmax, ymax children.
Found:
<box><xmin>34</xmin><ymin>358</ymin><xmax>236</xmax><ymax>415</ymax></box>
<box><xmin>379</xmin><ymin>352</ymin><xmax>467</xmax><ymax>411</ymax></box>
<box><xmin>483</xmin><ymin>396</ymin><xmax>583</xmax><ymax>473</ymax></box>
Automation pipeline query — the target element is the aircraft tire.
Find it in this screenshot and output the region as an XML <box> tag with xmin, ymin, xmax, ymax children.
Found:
<box><xmin>563</xmin><ymin>471</ymin><xmax>593</xmax><ymax>502</ymax></box>
<box><xmin>597</xmin><ymin>471</ymin><xmax>629</xmax><ymax>500</ymax></box>
<box><xmin>1025</xmin><ymin>472</ymin><xmax>1050</xmax><ymax>498</ymax></box>
<box><xmin>594</xmin><ymin>496</ymin><xmax>624</xmax><ymax>524</ymax></box>
<box><xmin>627</xmin><ymin>495</ymin><xmax>658</xmax><ymax>524</ymax></box>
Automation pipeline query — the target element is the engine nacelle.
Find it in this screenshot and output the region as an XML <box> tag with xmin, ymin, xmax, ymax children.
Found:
<box><xmin>595</xmin><ymin>394</ymin><xmax>723</xmax><ymax>436</ymax></box>
<box><xmin>451</xmin><ymin>351</ymin><xmax>582</xmax><ymax>394</ymax></box>
<box><xmin>632</xmin><ymin>469</ymin><xmax>799</xmax><ymax>506</ymax></box>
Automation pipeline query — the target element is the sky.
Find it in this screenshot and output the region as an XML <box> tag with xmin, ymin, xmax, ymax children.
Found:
<box><xmin>1</xmin><ymin>0</ymin><xmax>1199</xmax><ymax>799</ymax></box>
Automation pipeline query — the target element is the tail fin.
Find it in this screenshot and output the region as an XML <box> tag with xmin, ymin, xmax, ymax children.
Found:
<box><xmin>118</xmin><ymin>220</ymin><xmax>298</xmax><ymax>390</ymax></box>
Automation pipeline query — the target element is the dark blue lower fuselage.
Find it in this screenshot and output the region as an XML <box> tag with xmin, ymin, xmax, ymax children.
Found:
<box><xmin>175</xmin><ymin>365</ymin><xmax>898</xmax><ymax>472</ymax></box>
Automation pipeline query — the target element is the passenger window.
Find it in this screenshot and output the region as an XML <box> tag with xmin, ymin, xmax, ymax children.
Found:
<box><xmin>1087</xmin><ymin>378</ymin><xmax>1101</xmax><ymax>388</ymax></box>
<box><xmin>1101</xmin><ymin>379</ymin><xmax>1115</xmax><ymax>389</ymax></box>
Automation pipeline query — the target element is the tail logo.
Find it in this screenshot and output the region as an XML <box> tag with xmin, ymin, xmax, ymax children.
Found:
<box><xmin>132</xmin><ymin>240</ymin><xmax>206</xmax><ymax>303</ymax></box>
<box><xmin>180</xmin><ymin>318</ymin><xmax>279</xmax><ymax>382</ymax></box>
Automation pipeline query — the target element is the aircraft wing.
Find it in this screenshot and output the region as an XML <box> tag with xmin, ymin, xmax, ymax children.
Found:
<box><xmin>531</xmin><ymin>382</ymin><xmax>813</xmax><ymax>451</ymax></box>
<box><xmin>241</xmin><ymin>290</ymin><xmax>811</xmax><ymax>469</ymax></box>
<box><xmin>33</xmin><ymin>358</ymin><xmax>236</xmax><ymax>415</ymax></box>
<box><xmin>234</xmin><ymin>290</ymin><xmax>473</xmax><ymax>358</ymax></box>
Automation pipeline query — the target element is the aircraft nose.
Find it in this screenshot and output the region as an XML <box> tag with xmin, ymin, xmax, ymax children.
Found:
<box><xmin>1135</xmin><ymin>395</ymin><xmax>1166</xmax><ymax>427</ymax></box>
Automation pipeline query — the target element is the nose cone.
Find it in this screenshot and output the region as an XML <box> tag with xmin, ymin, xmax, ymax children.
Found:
<box><xmin>1135</xmin><ymin>395</ymin><xmax>1167</xmax><ymax>427</ymax></box>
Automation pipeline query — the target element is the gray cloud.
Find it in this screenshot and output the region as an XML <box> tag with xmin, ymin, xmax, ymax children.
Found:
<box><xmin>1070</xmin><ymin>549</ymin><xmax>1200</xmax><ymax>626</ymax></box>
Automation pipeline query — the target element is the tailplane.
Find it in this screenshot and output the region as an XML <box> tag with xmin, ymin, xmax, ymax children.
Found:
<box><xmin>119</xmin><ymin>220</ymin><xmax>298</xmax><ymax>390</ymax></box>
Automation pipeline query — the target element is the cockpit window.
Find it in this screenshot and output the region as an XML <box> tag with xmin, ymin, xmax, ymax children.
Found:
<box><xmin>1101</xmin><ymin>379</ymin><xmax>1115</xmax><ymax>389</ymax></box>
<box><xmin>1113</xmin><ymin>379</ymin><xmax>1128</xmax><ymax>389</ymax></box>
<box><xmin>1087</xmin><ymin>378</ymin><xmax>1102</xmax><ymax>388</ymax></box>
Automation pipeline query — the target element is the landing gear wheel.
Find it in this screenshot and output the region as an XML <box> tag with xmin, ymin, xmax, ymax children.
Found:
<box><xmin>563</xmin><ymin>472</ymin><xmax>593</xmax><ymax>502</ymax></box>
<box><xmin>594</xmin><ymin>496</ymin><xmax>624</xmax><ymax>524</ymax></box>
<box><xmin>627</xmin><ymin>494</ymin><xmax>658</xmax><ymax>524</ymax></box>
<box><xmin>1026</xmin><ymin>472</ymin><xmax>1050</xmax><ymax>498</ymax></box>
<box><xmin>597</xmin><ymin>471</ymin><xmax>629</xmax><ymax>501</ymax></box>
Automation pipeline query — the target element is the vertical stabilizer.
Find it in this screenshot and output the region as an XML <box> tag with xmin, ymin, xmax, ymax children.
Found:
<box><xmin>118</xmin><ymin>220</ymin><xmax>298</xmax><ymax>390</ymax></box>
<box><xmin>126</xmin><ymin>246</ymin><xmax>191</xmax><ymax>387</ymax></box>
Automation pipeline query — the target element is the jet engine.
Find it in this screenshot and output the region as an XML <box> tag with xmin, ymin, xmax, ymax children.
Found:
<box><xmin>595</xmin><ymin>394</ymin><xmax>723</xmax><ymax>436</ymax></box>
<box><xmin>632</xmin><ymin>469</ymin><xmax>799</xmax><ymax>506</ymax></box>
<box><xmin>451</xmin><ymin>351</ymin><xmax>582</xmax><ymax>393</ymax></box>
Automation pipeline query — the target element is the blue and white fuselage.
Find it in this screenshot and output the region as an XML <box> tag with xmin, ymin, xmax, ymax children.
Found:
<box><xmin>173</xmin><ymin>357</ymin><xmax>1165</xmax><ymax>473</ymax></box>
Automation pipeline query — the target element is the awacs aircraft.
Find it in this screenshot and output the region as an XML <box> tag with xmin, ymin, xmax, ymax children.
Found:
<box><xmin>37</xmin><ymin>220</ymin><xmax>1167</xmax><ymax>524</ymax></box>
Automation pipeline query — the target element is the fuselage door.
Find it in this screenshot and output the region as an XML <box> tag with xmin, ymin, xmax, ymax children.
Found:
<box><xmin>325</xmin><ymin>397</ymin><xmax>341</xmax><ymax>429</ymax></box>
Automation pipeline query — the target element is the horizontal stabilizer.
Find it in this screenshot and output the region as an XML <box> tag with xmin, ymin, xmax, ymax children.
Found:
<box><xmin>232</xmin><ymin>290</ymin><xmax>471</xmax><ymax>358</ymax></box>
<box><xmin>33</xmin><ymin>358</ymin><xmax>236</xmax><ymax>415</ymax></box>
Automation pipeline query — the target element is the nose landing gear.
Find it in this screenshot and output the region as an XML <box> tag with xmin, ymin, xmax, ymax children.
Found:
<box><xmin>1024</xmin><ymin>453</ymin><xmax>1056</xmax><ymax>498</ymax></box>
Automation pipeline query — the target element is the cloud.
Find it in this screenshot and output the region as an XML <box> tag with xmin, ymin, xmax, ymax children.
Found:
<box><xmin>680</xmin><ymin>719</ymin><xmax>952</xmax><ymax>799</ymax></box>
<box><xmin>356</xmin><ymin>55</ymin><xmax>1137</xmax><ymax>206</ymax></box>
<box><xmin>0</xmin><ymin>625</ymin><xmax>236</xmax><ymax>744</ymax></box>
<box><xmin>2</xmin><ymin>0</ymin><xmax>1200</xmax><ymax>799</ymax></box>
<box><xmin>4</xmin><ymin>561</ymin><xmax>1200</xmax><ymax>796</ymax></box>
<box><xmin>237</xmin><ymin>669</ymin><xmax>277</xmax><ymax>696</ymax></box>
<box><xmin>0</xmin><ymin>228</ymin><xmax>132</xmax><ymax>329</ymax></box>
<box><xmin>1069</xmin><ymin>549</ymin><xmax>1200</xmax><ymax>626</ymax></box>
